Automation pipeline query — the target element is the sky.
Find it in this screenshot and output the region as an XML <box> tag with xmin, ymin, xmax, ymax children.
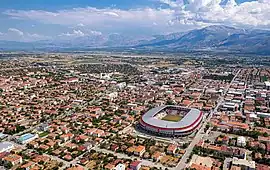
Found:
<box><xmin>0</xmin><ymin>0</ymin><xmax>269</xmax><ymax>42</ymax></box>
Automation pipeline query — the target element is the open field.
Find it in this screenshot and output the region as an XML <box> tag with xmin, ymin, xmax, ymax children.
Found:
<box><xmin>161</xmin><ymin>115</ymin><xmax>182</xmax><ymax>122</ymax></box>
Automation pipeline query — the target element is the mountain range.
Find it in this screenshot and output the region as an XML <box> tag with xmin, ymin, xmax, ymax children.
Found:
<box><xmin>0</xmin><ymin>25</ymin><xmax>270</xmax><ymax>54</ymax></box>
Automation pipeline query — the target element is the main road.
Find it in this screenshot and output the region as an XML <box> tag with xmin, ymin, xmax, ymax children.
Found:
<box><xmin>175</xmin><ymin>69</ymin><xmax>241</xmax><ymax>170</ymax></box>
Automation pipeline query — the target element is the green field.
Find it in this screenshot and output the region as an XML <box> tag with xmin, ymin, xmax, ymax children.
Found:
<box><xmin>161</xmin><ymin>115</ymin><xmax>182</xmax><ymax>122</ymax></box>
<box><xmin>39</xmin><ymin>131</ymin><xmax>49</xmax><ymax>138</ymax></box>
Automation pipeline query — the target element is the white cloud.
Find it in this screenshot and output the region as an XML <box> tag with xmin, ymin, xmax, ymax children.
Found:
<box><xmin>27</xmin><ymin>33</ymin><xmax>50</xmax><ymax>40</ymax></box>
<box><xmin>89</xmin><ymin>30</ymin><xmax>102</xmax><ymax>36</ymax></box>
<box><xmin>8</xmin><ymin>28</ymin><xmax>24</xmax><ymax>36</ymax></box>
<box><xmin>258</xmin><ymin>0</ymin><xmax>270</xmax><ymax>3</ymax></box>
<box><xmin>59</xmin><ymin>29</ymin><xmax>102</xmax><ymax>38</ymax></box>
<box><xmin>103</xmin><ymin>11</ymin><xmax>119</xmax><ymax>17</ymax></box>
<box><xmin>0</xmin><ymin>28</ymin><xmax>50</xmax><ymax>42</ymax></box>
<box><xmin>59</xmin><ymin>30</ymin><xmax>83</xmax><ymax>37</ymax></box>
<box><xmin>3</xmin><ymin>7</ymin><xmax>174</xmax><ymax>34</ymax></box>
<box><xmin>160</xmin><ymin>0</ymin><xmax>184</xmax><ymax>7</ymax></box>
<box><xmin>165</xmin><ymin>0</ymin><xmax>270</xmax><ymax>29</ymax></box>
<box><xmin>77</xmin><ymin>23</ymin><xmax>85</xmax><ymax>27</ymax></box>
<box><xmin>2</xmin><ymin>0</ymin><xmax>270</xmax><ymax>37</ymax></box>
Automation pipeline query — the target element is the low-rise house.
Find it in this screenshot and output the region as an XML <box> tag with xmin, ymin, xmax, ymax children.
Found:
<box><xmin>28</xmin><ymin>141</ymin><xmax>39</xmax><ymax>148</ymax></box>
<box><xmin>111</xmin><ymin>144</ymin><xmax>119</xmax><ymax>152</ymax></box>
<box><xmin>32</xmin><ymin>155</ymin><xmax>50</xmax><ymax>164</ymax></box>
<box><xmin>104</xmin><ymin>163</ymin><xmax>115</xmax><ymax>170</ymax></box>
<box><xmin>93</xmin><ymin>129</ymin><xmax>105</xmax><ymax>137</ymax></box>
<box><xmin>20</xmin><ymin>161</ymin><xmax>36</xmax><ymax>170</ymax></box>
<box><xmin>64</xmin><ymin>154</ymin><xmax>73</xmax><ymax>161</ymax></box>
<box><xmin>167</xmin><ymin>144</ymin><xmax>177</xmax><ymax>155</ymax></box>
<box><xmin>2</xmin><ymin>154</ymin><xmax>22</xmax><ymax>166</ymax></box>
<box><xmin>134</xmin><ymin>146</ymin><xmax>145</xmax><ymax>157</ymax></box>
<box><xmin>39</xmin><ymin>144</ymin><xmax>50</xmax><ymax>151</ymax></box>
<box><xmin>152</xmin><ymin>151</ymin><xmax>162</xmax><ymax>162</ymax></box>
<box><xmin>130</xmin><ymin>161</ymin><xmax>141</xmax><ymax>170</ymax></box>
<box><xmin>190</xmin><ymin>163</ymin><xmax>211</xmax><ymax>170</ymax></box>
<box><xmin>257</xmin><ymin>164</ymin><xmax>270</xmax><ymax>170</ymax></box>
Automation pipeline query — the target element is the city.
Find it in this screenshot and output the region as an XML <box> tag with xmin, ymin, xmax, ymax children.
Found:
<box><xmin>1</xmin><ymin>0</ymin><xmax>270</xmax><ymax>170</ymax></box>
<box><xmin>0</xmin><ymin>54</ymin><xmax>269</xmax><ymax>170</ymax></box>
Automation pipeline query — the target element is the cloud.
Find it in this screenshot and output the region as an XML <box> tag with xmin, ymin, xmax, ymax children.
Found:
<box><xmin>59</xmin><ymin>29</ymin><xmax>102</xmax><ymax>38</ymax></box>
<box><xmin>3</xmin><ymin>7</ymin><xmax>175</xmax><ymax>35</ymax></box>
<box><xmin>2</xmin><ymin>0</ymin><xmax>270</xmax><ymax>37</ymax></box>
<box><xmin>258</xmin><ymin>0</ymin><xmax>270</xmax><ymax>3</ymax></box>
<box><xmin>0</xmin><ymin>28</ymin><xmax>50</xmax><ymax>42</ymax></box>
<box><xmin>77</xmin><ymin>23</ymin><xmax>85</xmax><ymax>27</ymax></box>
<box><xmin>59</xmin><ymin>29</ymin><xmax>85</xmax><ymax>37</ymax></box>
<box><xmin>89</xmin><ymin>30</ymin><xmax>102</xmax><ymax>36</ymax></box>
<box><xmin>160</xmin><ymin>0</ymin><xmax>184</xmax><ymax>7</ymax></box>
<box><xmin>164</xmin><ymin>0</ymin><xmax>270</xmax><ymax>29</ymax></box>
<box><xmin>27</xmin><ymin>33</ymin><xmax>50</xmax><ymax>40</ymax></box>
<box><xmin>103</xmin><ymin>11</ymin><xmax>119</xmax><ymax>17</ymax></box>
<box><xmin>8</xmin><ymin>28</ymin><xmax>24</xmax><ymax>36</ymax></box>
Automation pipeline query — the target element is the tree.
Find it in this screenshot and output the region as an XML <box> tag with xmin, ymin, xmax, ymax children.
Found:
<box><xmin>183</xmin><ymin>143</ymin><xmax>189</xmax><ymax>149</ymax></box>
<box><xmin>59</xmin><ymin>162</ymin><xmax>64</xmax><ymax>167</ymax></box>
<box><xmin>166</xmin><ymin>100</ymin><xmax>174</xmax><ymax>105</ymax></box>
<box><xmin>5</xmin><ymin>162</ymin><xmax>13</xmax><ymax>169</ymax></box>
<box><xmin>263</xmin><ymin>132</ymin><xmax>269</xmax><ymax>137</ymax></box>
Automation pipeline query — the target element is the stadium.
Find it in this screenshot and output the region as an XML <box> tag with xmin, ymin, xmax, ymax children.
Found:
<box><xmin>138</xmin><ymin>105</ymin><xmax>203</xmax><ymax>137</ymax></box>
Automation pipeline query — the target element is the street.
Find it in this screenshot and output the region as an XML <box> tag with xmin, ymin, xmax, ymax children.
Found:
<box><xmin>175</xmin><ymin>69</ymin><xmax>241</xmax><ymax>170</ymax></box>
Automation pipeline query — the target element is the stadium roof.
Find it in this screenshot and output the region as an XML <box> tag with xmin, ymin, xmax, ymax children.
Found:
<box><xmin>141</xmin><ymin>105</ymin><xmax>201</xmax><ymax>129</ymax></box>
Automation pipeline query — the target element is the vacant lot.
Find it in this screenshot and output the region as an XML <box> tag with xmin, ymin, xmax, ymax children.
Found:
<box><xmin>161</xmin><ymin>115</ymin><xmax>182</xmax><ymax>122</ymax></box>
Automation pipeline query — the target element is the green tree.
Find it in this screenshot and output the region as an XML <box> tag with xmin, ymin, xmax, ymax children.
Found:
<box><xmin>5</xmin><ymin>162</ymin><xmax>13</xmax><ymax>169</ymax></box>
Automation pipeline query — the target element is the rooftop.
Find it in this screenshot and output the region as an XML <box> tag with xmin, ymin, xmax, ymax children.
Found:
<box><xmin>0</xmin><ymin>142</ymin><xmax>13</xmax><ymax>152</ymax></box>
<box><xmin>232</xmin><ymin>157</ymin><xmax>255</xmax><ymax>169</ymax></box>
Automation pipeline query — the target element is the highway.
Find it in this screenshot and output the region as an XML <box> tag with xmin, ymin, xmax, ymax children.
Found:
<box><xmin>175</xmin><ymin>69</ymin><xmax>241</xmax><ymax>170</ymax></box>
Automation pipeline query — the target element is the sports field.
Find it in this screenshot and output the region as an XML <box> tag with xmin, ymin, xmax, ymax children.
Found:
<box><xmin>161</xmin><ymin>114</ymin><xmax>182</xmax><ymax>122</ymax></box>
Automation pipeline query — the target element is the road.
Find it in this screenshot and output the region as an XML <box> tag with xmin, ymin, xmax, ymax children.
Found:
<box><xmin>43</xmin><ymin>153</ymin><xmax>72</xmax><ymax>170</ymax></box>
<box><xmin>175</xmin><ymin>69</ymin><xmax>241</xmax><ymax>170</ymax></box>
<box><xmin>93</xmin><ymin>146</ymin><xmax>170</xmax><ymax>170</ymax></box>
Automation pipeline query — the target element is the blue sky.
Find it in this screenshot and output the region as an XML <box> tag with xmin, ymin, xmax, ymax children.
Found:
<box><xmin>0</xmin><ymin>0</ymin><xmax>160</xmax><ymax>10</ymax></box>
<box><xmin>0</xmin><ymin>0</ymin><xmax>269</xmax><ymax>42</ymax></box>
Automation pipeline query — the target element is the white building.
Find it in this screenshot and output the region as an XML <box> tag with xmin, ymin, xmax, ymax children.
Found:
<box><xmin>222</xmin><ymin>102</ymin><xmax>238</xmax><ymax>111</ymax></box>
<box><xmin>115</xmin><ymin>164</ymin><xmax>125</xmax><ymax>170</ymax></box>
<box><xmin>265</xmin><ymin>81</ymin><xmax>270</xmax><ymax>90</ymax></box>
<box><xmin>116</xmin><ymin>82</ymin><xmax>126</xmax><ymax>89</ymax></box>
<box><xmin>232</xmin><ymin>157</ymin><xmax>255</xmax><ymax>170</ymax></box>
<box><xmin>237</xmin><ymin>136</ymin><xmax>246</xmax><ymax>147</ymax></box>
<box><xmin>100</xmin><ymin>73</ymin><xmax>111</xmax><ymax>80</ymax></box>
<box><xmin>0</xmin><ymin>142</ymin><xmax>14</xmax><ymax>153</ymax></box>
<box><xmin>108</xmin><ymin>92</ymin><xmax>118</xmax><ymax>100</ymax></box>
<box><xmin>257</xmin><ymin>112</ymin><xmax>270</xmax><ymax>118</ymax></box>
<box><xmin>0</xmin><ymin>133</ymin><xmax>7</xmax><ymax>139</ymax></box>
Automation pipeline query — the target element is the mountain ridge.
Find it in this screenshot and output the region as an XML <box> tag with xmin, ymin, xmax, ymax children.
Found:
<box><xmin>0</xmin><ymin>25</ymin><xmax>270</xmax><ymax>54</ymax></box>
<box><xmin>134</xmin><ymin>25</ymin><xmax>270</xmax><ymax>54</ymax></box>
